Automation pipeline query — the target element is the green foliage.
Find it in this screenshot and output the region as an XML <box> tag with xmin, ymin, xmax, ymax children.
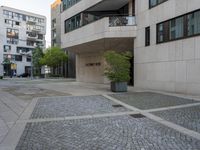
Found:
<box><xmin>48</xmin><ymin>74</ymin><xmax>63</xmax><ymax>78</ymax></box>
<box><xmin>40</xmin><ymin>47</ymin><xmax>68</xmax><ymax>68</ymax></box>
<box><xmin>0</xmin><ymin>76</ymin><xmax>3</xmax><ymax>79</ymax></box>
<box><xmin>32</xmin><ymin>46</ymin><xmax>44</xmax><ymax>68</ymax></box>
<box><xmin>104</xmin><ymin>51</ymin><xmax>131</xmax><ymax>82</ymax></box>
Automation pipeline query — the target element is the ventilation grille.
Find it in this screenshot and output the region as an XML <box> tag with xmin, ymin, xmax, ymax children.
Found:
<box><xmin>130</xmin><ymin>114</ymin><xmax>146</xmax><ymax>118</ymax></box>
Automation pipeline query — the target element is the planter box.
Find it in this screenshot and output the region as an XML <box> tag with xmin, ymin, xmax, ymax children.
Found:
<box><xmin>111</xmin><ymin>82</ymin><xmax>127</xmax><ymax>92</ymax></box>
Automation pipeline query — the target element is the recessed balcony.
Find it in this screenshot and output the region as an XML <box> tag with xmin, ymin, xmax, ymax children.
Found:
<box><xmin>61</xmin><ymin>15</ymin><xmax>137</xmax><ymax>49</ymax></box>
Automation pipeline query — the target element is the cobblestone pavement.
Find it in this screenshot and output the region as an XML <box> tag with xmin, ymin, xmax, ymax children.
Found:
<box><xmin>152</xmin><ymin>105</ymin><xmax>200</xmax><ymax>133</ymax></box>
<box><xmin>1</xmin><ymin>79</ymin><xmax>200</xmax><ymax>150</ymax></box>
<box><xmin>16</xmin><ymin>115</ymin><xmax>200</xmax><ymax>150</ymax></box>
<box><xmin>31</xmin><ymin>95</ymin><xmax>130</xmax><ymax>119</ymax></box>
<box><xmin>110</xmin><ymin>92</ymin><xmax>197</xmax><ymax>110</ymax></box>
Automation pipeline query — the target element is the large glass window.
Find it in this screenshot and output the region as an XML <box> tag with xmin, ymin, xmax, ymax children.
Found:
<box><xmin>188</xmin><ymin>11</ymin><xmax>200</xmax><ymax>36</ymax></box>
<box><xmin>149</xmin><ymin>0</ymin><xmax>168</xmax><ymax>8</ymax></box>
<box><xmin>169</xmin><ymin>17</ymin><xmax>184</xmax><ymax>40</ymax></box>
<box><xmin>157</xmin><ymin>9</ymin><xmax>200</xmax><ymax>43</ymax></box>
<box><xmin>63</xmin><ymin>0</ymin><xmax>81</xmax><ymax>11</ymax></box>
<box><xmin>65</xmin><ymin>14</ymin><xmax>81</xmax><ymax>33</ymax></box>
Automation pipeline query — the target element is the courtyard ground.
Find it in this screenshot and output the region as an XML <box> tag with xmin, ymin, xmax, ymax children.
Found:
<box><xmin>0</xmin><ymin>78</ymin><xmax>200</xmax><ymax>150</ymax></box>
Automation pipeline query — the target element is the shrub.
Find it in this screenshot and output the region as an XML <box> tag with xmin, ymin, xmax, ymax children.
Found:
<box><xmin>104</xmin><ymin>51</ymin><xmax>131</xmax><ymax>82</ymax></box>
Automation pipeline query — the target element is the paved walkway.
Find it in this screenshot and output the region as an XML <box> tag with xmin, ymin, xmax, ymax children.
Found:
<box><xmin>0</xmin><ymin>79</ymin><xmax>200</xmax><ymax>149</ymax></box>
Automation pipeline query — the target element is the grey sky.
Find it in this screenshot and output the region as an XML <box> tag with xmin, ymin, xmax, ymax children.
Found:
<box><xmin>0</xmin><ymin>0</ymin><xmax>55</xmax><ymax>47</ymax></box>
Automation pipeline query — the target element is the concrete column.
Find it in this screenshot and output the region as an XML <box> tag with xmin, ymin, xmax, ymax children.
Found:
<box><xmin>129</xmin><ymin>0</ymin><xmax>133</xmax><ymax>16</ymax></box>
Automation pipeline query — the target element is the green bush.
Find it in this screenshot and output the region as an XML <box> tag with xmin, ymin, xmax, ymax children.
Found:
<box><xmin>104</xmin><ymin>51</ymin><xmax>131</xmax><ymax>82</ymax></box>
<box><xmin>0</xmin><ymin>76</ymin><xmax>3</xmax><ymax>79</ymax></box>
<box><xmin>48</xmin><ymin>74</ymin><xmax>63</xmax><ymax>78</ymax></box>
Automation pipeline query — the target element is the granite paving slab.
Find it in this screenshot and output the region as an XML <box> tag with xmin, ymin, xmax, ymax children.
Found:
<box><xmin>110</xmin><ymin>92</ymin><xmax>198</xmax><ymax>110</ymax></box>
<box><xmin>16</xmin><ymin>115</ymin><xmax>200</xmax><ymax>150</ymax></box>
<box><xmin>152</xmin><ymin>105</ymin><xmax>200</xmax><ymax>133</ymax></box>
<box><xmin>30</xmin><ymin>95</ymin><xmax>130</xmax><ymax>119</ymax></box>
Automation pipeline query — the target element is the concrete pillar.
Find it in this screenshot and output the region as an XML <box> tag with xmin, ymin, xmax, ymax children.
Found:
<box><xmin>129</xmin><ymin>0</ymin><xmax>133</xmax><ymax>16</ymax></box>
<box><xmin>129</xmin><ymin>0</ymin><xmax>135</xmax><ymax>16</ymax></box>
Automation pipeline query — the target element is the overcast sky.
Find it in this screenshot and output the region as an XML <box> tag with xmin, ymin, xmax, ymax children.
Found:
<box><xmin>0</xmin><ymin>0</ymin><xmax>55</xmax><ymax>47</ymax></box>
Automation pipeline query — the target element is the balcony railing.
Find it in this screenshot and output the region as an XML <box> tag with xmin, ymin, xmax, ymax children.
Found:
<box><xmin>65</xmin><ymin>15</ymin><xmax>136</xmax><ymax>33</ymax></box>
<box><xmin>109</xmin><ymin>16</ymin><xmax>136</xmax><ymax>27</ymax></box>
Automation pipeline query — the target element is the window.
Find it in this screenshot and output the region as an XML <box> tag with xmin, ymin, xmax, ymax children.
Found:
<box><xmin>4</xmin><ymin>45</ymin><xmax>11</xmax><ymax>52</ymax></box>
<box><xmin>7</xmin><ymin>28</ymin><xmax>19</xmax><ymax>39</ymax></box>
<box><xmin>52</xmin><ymin>19</ymin><xmax>56</xmax><ymax>28</ymax></box>
<box><xmin>63</xmin><ymin>0</ymin><xmax>81</xmax><ymax>11</ymax></box>
<box><xmin>149</xmin><ymin>0</ymin><xmax>168</xmax><ymax>8</ymax></box>
<box><xmin>7</xmin><ymin>38</ymin><xmax>18</xmax><ymax>45</ymax></box>
<box><xmin>188</xmin><ymin>11</ymin><xmax>200</xmax><ymax>36</ymax></box>
<box><xmin>17</xmin><ymin>47</ymin><xmax>33</xmax><ymax>53</ymax></box>
<box><xmin>27</xmin><ymin>40</ymin><xmax>35</xmax><ymax>46</ymax></box>
<box><xmin>15</xmin><ymin>55</ymin><xmax>22</xmax><ymax>61</ymax></box>
<box><xmin>169</xmin><ymin>17</ymin><xmax>184</xmax><ymax>40</ymax></box>
<box><xmin>52</xmin><ymin>29</ymin><xmax>56</xmax><ymax>38</ymax></box>
<box><xmin>38</xmin><ymin>34</ymin><xmax>43</xmax><ymax>40</ymax></box>
<box><xmin>27</xmin><ymin>57</ymin><xmax>31</xmax><ymax>62</ymax></box>
<box><xmin>145</xmin><ymin>27</ymin><xmax>150</xmax><ymax>46</ymax></box>
<box><xmin>157</xmin><ymin>9</ymin><xmax>200</xmax><ymax>43</ymax></box>
<box><xmin>65</xmin><ymin>14</ymin><xmax>81</xmax><ymax>33</ymax></box>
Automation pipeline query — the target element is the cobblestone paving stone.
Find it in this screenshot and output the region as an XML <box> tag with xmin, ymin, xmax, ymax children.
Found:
<box><xmin>31</xmin><ymin>95</ymin><xmax>130</xmax><ymax>119</ymax></box>
<box><xmin>16</xmin><ymin>115</ymin><xmax>200</xmax><ymax>150</ymax></box>
<box><xmin>110</xmin><ymin>92</ymin><xmax>198</xmax><ymax>110</ymax></box>
<box><xmin>152</xmin><ymin>105</ymin><xmax>200</xmax><ymax>133</ymax></box>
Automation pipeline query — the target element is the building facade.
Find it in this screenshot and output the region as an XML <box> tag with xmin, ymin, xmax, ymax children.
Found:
<box><xmin>59</xmin><ymin>0</ymin><xmax>200</xmax><ymax>95</ymax></box>
<box><xmin>0</xmin><ymin>6</ymin><xmax>46</xmax><ymax>76</ymax></box>
<box><xmin>135</xmin><ymin>0</ymin><xmax>200</xmax><ymax>95</ymax></box>
<box><xmin>51</xmin><ymin>0</ymin><xmax>76</xmax><ymax>78</ymax></box>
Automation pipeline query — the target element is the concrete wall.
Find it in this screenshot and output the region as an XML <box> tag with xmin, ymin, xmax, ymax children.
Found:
<box><xmin>76</xmin><ymin>52</ymin><xmax>106</xmax><ymax>83</ymax></box>
<box><xmin>134</xmin><ymin>0</ymin><xmax>200</xmax><ymax>95</ymax></box>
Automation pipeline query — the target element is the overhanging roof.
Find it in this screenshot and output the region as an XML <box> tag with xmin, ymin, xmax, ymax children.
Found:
<box><xmin>86</xmin><ymin>0</ymin><xmax>129</xmax><ymax>12</ymax></box>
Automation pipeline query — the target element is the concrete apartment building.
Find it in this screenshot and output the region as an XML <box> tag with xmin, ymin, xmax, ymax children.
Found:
<box><xmin>57</xmin><ymin>0</ymin><xmax>200</xmax><ymax>95</ymax></box>
<box><xmin>0</xmin><ymin>6</ymin><xmax>46</xmax><ymax>76</ymax></box>
<box><xmin>51</xmin><ymin>0</ymin><xmax>76</xmax><ymax>78</ymax></box>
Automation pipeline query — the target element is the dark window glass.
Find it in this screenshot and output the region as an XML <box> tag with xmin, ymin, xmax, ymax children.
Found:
<box><xmin>169</xmin><ymin>17</ymin><xmax>184</xmax><ymax>40</ymax></box>
<box><xmin>145</xmin><ymin>27</ymin><xmax>150</xmax><ymax>46</ymax></box>
<box><xmin>157</xmin><ymin>9</ymin><xmax>200</xmax><ymax>44</ymax></box>
<box><xmin>65</xmin><ymin>14</ymin><xmax>81</xmax><ymax>33</ymax></box>
<box><xmin>27</xmin><ymin>57</ymin><xmax>31</xmax><ymax>62</ymax></box>
<box><xmin>63</xmin><ymin>0</ymin><xmax>81</xmax><ymax>11</ymax></box>
<box><xmin>149</xmin><ymin>0</ymin><xmax>168</xmax><ymax>8</ymax></box>
<box><xmin>4</xmin><ymin>45</ymin><xmax>11</xmax><ymax>52</ymax></box>
<box><xmin>188</xmin><ymin>11</ymin><xmax>200</xmax><ymax>36</ymax></box>
<box><xmin>15</xmin><ymin>55</ymin><xmax>22</xmax><ymax>61</ymax></box>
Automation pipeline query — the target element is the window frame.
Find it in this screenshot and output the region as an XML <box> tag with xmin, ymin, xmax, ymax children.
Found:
<box><xmin>156</xmin><ymin>9</ymin><xmax>200</xmax><ymax>44</ymax></box>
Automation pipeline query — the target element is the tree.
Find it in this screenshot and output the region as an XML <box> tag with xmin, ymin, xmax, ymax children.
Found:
<box><xmin>40</xmin><ymin>47</ymin><xmax>68</xmax><ymax>68</ymax></box>
<box><xmin>32</xmin><ymin>46</ymin><xmax>44</xmax><ymax>75</ymax></box>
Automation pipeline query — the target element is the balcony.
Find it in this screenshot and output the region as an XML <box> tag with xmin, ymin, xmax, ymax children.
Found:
<box><xmin>61</xmin><ymin>16</ymin><xmax>137</xmax><ymax>49</ymax></box>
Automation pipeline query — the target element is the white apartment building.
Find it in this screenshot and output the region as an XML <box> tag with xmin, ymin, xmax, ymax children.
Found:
<box><xmin>0</xmin><ymin>6</ymin><xmax>46</xmax><ymax>76</ymax></box>
<box><xmin>60</xmin><ymin>0</ymin><xmax>200</xmax><ymax>95</ymax></box>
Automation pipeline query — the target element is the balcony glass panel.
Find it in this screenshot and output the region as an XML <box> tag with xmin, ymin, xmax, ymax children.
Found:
<box><xmin>109</xmin><ymin>16</ymin><xmax>136</xmax><ymax>27</ymax></box>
